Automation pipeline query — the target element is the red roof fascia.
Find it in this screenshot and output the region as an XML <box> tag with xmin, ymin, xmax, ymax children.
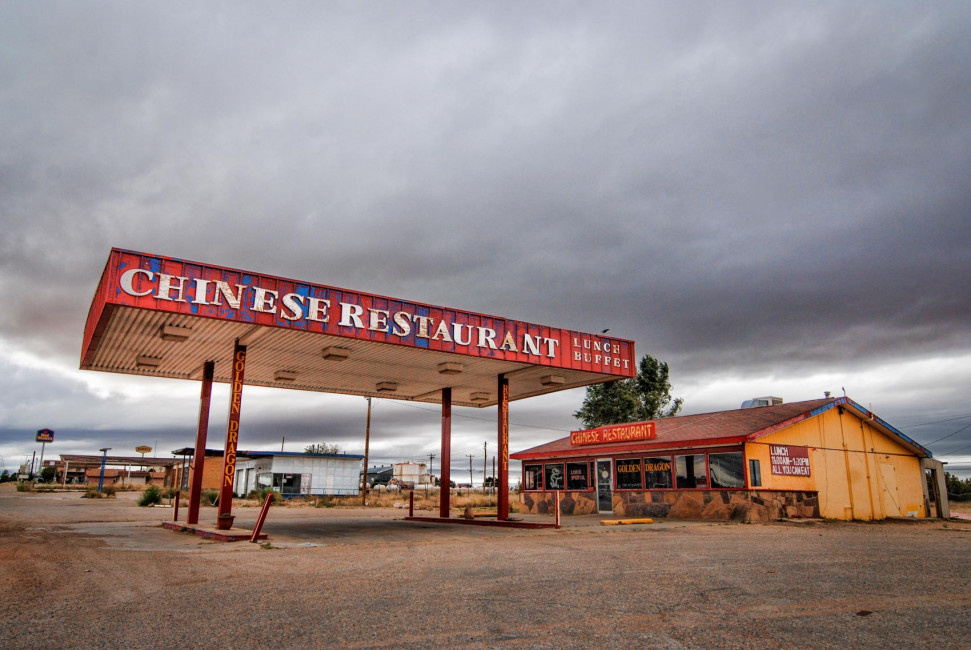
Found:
<box><xmin>510</xmin><ymin>435</ymin><xmax>749</xmax><ymax>460</ymax></box>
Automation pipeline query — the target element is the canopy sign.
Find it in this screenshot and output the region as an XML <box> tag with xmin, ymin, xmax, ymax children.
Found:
<box><xmin>82</xmin><ymin>249</ymin><xmax>636</xmax><ymax>378</ymax></box>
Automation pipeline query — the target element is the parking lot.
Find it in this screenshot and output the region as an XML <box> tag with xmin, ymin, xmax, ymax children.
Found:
<box><xmin>2</xmin><ymin>486</ymin><xmax>969</xmax><ymax>648</ymax></box>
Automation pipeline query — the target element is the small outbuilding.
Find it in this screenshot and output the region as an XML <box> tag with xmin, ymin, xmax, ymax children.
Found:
<box><xmin>233</xmin><ymin>451</ymin><xmax>363</xmax><ymax>498</ymax></box>
<box><xmin>511</xmin><ymin>397</ymin><xmax>949</xmax><ymax>521</ymax></box>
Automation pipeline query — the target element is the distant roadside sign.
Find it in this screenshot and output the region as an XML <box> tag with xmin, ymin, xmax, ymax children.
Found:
<box><xmin>36</xmin><ymin>429</ymin><xmax>54</xmax><ymax>443</ymax></box>
<box><xmin>135</xmin><ymin>446</ymin><xmax>152</xmax><ymax>454</ymax></box>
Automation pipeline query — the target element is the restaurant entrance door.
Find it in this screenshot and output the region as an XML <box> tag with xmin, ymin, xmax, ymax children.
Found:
<box><xmin>596</xmin><ymin>459</ymin><xmax>613</xmax><ymax>514</ymax></box>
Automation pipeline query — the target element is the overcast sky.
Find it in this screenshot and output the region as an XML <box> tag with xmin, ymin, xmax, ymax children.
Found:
<box><xmin>2</xmin><ymin>2</ymin><xmax>969</xmax><ymax>481</ymax></box>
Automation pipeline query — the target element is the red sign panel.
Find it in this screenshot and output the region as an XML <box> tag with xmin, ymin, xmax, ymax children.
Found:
<box><xmin>36</xmin><ymin>429</ymin><xmax>55</xmax><ymax>443</ymax></box>
<box><xmin>570</xmin><ymin>422</ymin><xmax>657</xmax><ymax>446</ymax></box>
<box><xmin>82</xmin><ymin>249</ymin><xmax>636</xmax><ymax>377</ymax></box>
<box><xmin>770</xmin><ymin>444</ymin><xmax>811</xmax><ymax>477</ymax></box>
<box><xmin>219</xmin><ymin>341</ymin><xmax>247</xmax><ymax>514</ymax></box>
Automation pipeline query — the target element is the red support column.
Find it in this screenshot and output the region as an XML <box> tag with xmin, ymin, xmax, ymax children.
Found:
<box><xmin>439</xmin><ymin>387</ymin><xmax>452</xmax><ymax>519</ymax></box>
<box><xmin>497</xmin><ymin>374</ymin><xmax>510</xmax><ymax>520</ymax></box>
<box><xmin>216</xmin><ymin>340</ymin><xmax>246</xmax><ymax>530</ymax></box>
<box><xmin>187</xmin><ymin>361</ymin><xmax>214</xmax><ymax>525</ymax></box>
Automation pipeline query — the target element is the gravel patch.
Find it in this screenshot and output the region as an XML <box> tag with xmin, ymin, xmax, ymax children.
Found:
<box><xmin>2</xmin><ymin>485</ymin><xmax>969</xmax><ymax>648</ymax></box>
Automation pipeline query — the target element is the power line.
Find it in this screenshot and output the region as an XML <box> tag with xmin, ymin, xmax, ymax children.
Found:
<box><xmin>925</xmin><ymin>422</ymin><xmax>971</xmax><ymax>446</ymax></box>
<box><xmin>904</xmin><ymin>413</ymin><xmax>971</xmax><ymax>427</ymax></box>
<box><xmin>376</xmin><ymin>398</ymin><xmax>571</xmax><ymax>433</ymax></box>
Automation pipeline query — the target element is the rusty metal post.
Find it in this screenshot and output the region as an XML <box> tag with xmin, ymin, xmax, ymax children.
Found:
<box><xmin>554</xmin><ymin>490</ymin><xmax>561</xmax><ymax>528</ymax></box>
<box><xmin>361</xmin><ymin>397</ymin><xmax>371</xmax><ymax>505</ymax></box>
<box><xmin>187</xmin><ymin>361</ymin><xmax>214</xmax><ymax>525</ymax></box>
<box><xmin>497</xmin><ymin>374</ymin><xmax>510</xmax><ymax>520</ymax></box>
<box><xmin>439</xmin><ymin>387</ymin><xmax>452</xmax><ymax>518</ymax></box>
<box><xmin>409</xmin><ymin>490</ymin><xmax>414</xmax><ymax>517</ymax></box>
<box><xmin>217</xmin><ymin>341</ymin><xmax>246</xmax><ymax>530</ymax></box>
<box><xmin>173</xmin><ymin>489</ymin><xmax>181</xmax><ymax>522</ymax></box>
<box><xmin>250</xmin><ymin>492</ymin><xmax>274</xmax><ymax>543</ymax></box>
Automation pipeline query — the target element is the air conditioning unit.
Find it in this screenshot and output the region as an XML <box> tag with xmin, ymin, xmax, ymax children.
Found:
<box><xmin>740</xmin><ymin>396</ymin><xmax>783</xmax><ymax>409</ymax></box>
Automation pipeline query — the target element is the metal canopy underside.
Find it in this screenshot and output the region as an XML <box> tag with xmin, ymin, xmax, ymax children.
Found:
<box><xmin>83</xmin><ymin>305</ymin><xmax>622</xmax><ymax>408</ymax></box>
<box><xmin>59</xmin><ymin>454</ymin><xmax>183</xmax><ymax>468</ymax></box>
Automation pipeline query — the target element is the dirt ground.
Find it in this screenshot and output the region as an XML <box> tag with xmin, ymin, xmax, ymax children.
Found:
<box><xmin>2</xmin><ymin>485</ymin><xmax>969</xmax><ymax>649</ymax></box>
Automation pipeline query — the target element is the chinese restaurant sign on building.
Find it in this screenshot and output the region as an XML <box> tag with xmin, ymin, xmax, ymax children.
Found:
<box><xmin>770</xmin><ymin>445</ymin><xmax>811</xmax><ymax>477</ymax></box>
<box><xmin>82</xmin><ymin>249</ymin><xmax>636</xmax><ymax>378</ymax></box>
<box><xmin>571</xmin><ymin>422</ymin><xmax>657</xmax><ymax>446</ymax></box>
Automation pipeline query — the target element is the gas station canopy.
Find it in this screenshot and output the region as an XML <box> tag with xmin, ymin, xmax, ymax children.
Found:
<box><xmin>81</xmin><ymin>249</ymin><xmax>636</xmax><ymax>407</ymax></box>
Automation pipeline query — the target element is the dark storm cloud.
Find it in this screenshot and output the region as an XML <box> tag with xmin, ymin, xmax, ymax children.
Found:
<box><xmin>1</xmin><ymin>2</ymin><xmax>969</xmax><ymax>471</ymax></box>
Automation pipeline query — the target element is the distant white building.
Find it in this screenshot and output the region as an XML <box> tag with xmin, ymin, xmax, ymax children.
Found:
<box><xmin>392</xmin><ymin>462</ymin><xmax>431</xmax><ymax>488</ymax></box>
<box><xmin>234</xmin><ymin>451</ymin><xmax>363</xmax><ymax>498</ymax></box>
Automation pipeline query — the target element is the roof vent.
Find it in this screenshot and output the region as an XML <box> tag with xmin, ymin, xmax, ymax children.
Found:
<box><xmin>321</xmin><ymin>346</ymin><xmax>351</xmax><ymax>361</ymax></box>
<box><xmin>136</xmin><ymin>355</ymin><xmax>162</xmax><ymax>369</ymax></box>
<box><xmin>159</xmin><ymin>325</ymin><xmax>191</xmax><ymax>342</ymax></box>
<box><xmin>740</xmin><ymin>396</ymin><xmax>783</xmax><ymax>409</ymax></box>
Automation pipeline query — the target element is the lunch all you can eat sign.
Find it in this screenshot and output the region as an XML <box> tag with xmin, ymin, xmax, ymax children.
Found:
<box><xmin>770</xmin><ymin>444</ymin><xmax>811</xmax><ymax>476</ymax></box>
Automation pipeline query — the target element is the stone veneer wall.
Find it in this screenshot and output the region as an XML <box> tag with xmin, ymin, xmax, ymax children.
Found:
<box><xmin>519</xmin><ymin>489</ymin><xmax>820</xmax><ymax>522</ymax></box>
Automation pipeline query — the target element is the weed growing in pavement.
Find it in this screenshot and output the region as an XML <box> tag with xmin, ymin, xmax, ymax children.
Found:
<box><xmin>82</xmin><ymin>486</ymin><xmax>117</xmax><ymax>498</ymax></box>
<box><xmin>201</xmin><ymin>489</ymin><xmax>219</xmax><ymax>506</ymax></box>
<box><xmin>138</xmin><ymin>485</ymin><xmax>162</xmax><ymax>506</ymax></box>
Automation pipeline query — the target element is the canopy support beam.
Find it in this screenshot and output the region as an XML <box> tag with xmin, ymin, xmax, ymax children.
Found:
<box><xmin>187</xmin><ymin>360</ymin><xmax>214</xmax><ymax>525</ymax></box>
<box><xmin>439</xmin><ymin>387</ymin><xmax>452</xmax><ymax>518</ymax></box>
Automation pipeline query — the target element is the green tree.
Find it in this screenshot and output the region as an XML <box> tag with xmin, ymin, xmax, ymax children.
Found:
<box><xmin>40</xmin><ymin>466</ymin><xmax>57</xmax><ymax>482</ymax></box>
<box><xmin>305</xmin><ymin>443</ymin><xmax>341</xmax><ymax>455</ymax></box>
<box><xmin>945</xmin><ymin>472</ymin><xmax>971</xmax><ymax>498</ymax></box>
<box><xmin>574</xmin><ymin>354</ymin><xmax>683</xmax><ymax>429</ymax></box>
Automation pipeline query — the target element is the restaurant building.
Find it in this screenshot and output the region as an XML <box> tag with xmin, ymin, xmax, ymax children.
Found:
<box><xmin>511</xmin><ymin>397</ymin><xmax>949</xmax><ymax>521</ymax></box>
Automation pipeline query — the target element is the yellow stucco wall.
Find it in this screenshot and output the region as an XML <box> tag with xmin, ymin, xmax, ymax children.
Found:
<box><xmin>745</xmin><ymin>407</ymin><xmax>926</xmax><ymax>520</ymax></box>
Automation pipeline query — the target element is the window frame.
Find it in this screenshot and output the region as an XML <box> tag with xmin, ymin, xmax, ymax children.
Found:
<box><xmin>566</xmin><ymin>461</ymin><xmax>592</xmax><ymax>491</ymax></box>
<box><xmin>523</xmin><ymin>464</ymin><xmax>543</xmax><ymax>491</ymax></box>
<box><xmin>643</xmin><ymin>455</ymin><xmax>674</xmax><ymax>490</ymax></box>
<box><xmin>708</xmin><ymin>451</ymin><xmax>746</xmax><ymax>489</ymax></box>
<box><xmin>749</xmin><ymin>458</ymin><xmax>762</xmax><ymax>487</ymax></box>
<box><xmin>544</xmin><ymin>463</ymin><xmax>565</xmax><ymax>491</ymax></box>
<box><xmin>675</xmin><ymin>453</ymin><xmax>708</xmax><ymax>489</ymax></box>
<box><xmin>615</xmin><ymin>457</ymin><xmax>644</xmax><ymax>490</ymax></box>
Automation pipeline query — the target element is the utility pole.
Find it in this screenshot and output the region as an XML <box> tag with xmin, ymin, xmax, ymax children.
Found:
<box><xmin>428</xmin><ymin>453</ymin><xmax>435</xmax><ymax>482</ymax></box>
<box><xmin>362</xmin><ymin>397</ymin><xmax>372</xmax><ymax>506</ymax></box>
<box><xmin>466</xmin><ymin>454</ymin><xmax>474</xmax><ymax>496</ymax></box>
<box><xmin>483</xmin><ymin>442</ymin><xmax>488</xmax><ymax>492</ymax></box>
<box><xmin>492</xmin><ymin>456</ymin><xmax>496</xmax><ymax>496</ymax></box>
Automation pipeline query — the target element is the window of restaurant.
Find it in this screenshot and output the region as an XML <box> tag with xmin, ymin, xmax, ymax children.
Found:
<box><xmin>675</xmin><ymin>454</ymin><xmax>707</xmax><ymax>489</ymax></box>
<box><xmin>615</xmin><ymin>457</ymin><xmax>643</xmax><ymax>490</ymax></box>
<box><xmin>748</xmin><ymin>459</ymin><xmax>762</xmax><ymax>487</ymax></box>
<box><xmin>644</xmin><ymin>456</ymin><xmax>673</xmax><ymax>489</ymax></box>
<box><xmin>544</xmin><ymin>463</ymin><xmax>565</xmax><ymax>490</ymax></box>
<box><xmin>708</xmin><ymin>452</ymin><xmax>745</xmax><ymax>488</ymax></box>
<box><xmin>523</xmin><ymin>464</ymin><xmax>542</xmax><ymax>491</ymax></box>
<box><xmin>566</xmin><ymin>462</ymin><xmax>590</xmax><ymax>490</ymax></box>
